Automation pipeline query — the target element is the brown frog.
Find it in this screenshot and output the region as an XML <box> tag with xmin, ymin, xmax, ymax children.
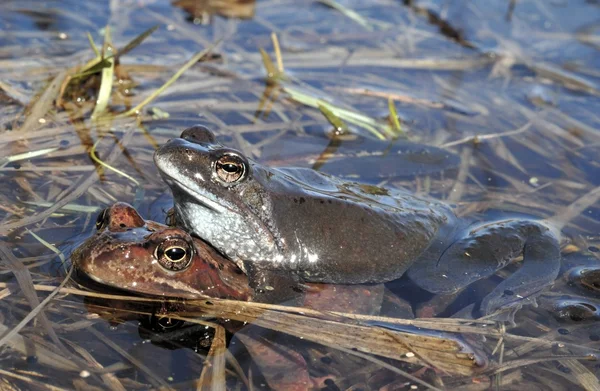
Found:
<box><xmin>72</xmin><ymin>202</ymin><xmax>252</xmax><ymax>301</ymax></box>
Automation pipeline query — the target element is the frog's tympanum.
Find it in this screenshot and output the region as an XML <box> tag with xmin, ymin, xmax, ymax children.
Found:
<box><xmin>154</xmin><ymin>125</ymin><xmax>561</xmax><ymax>315</ymax></box>
<box><xmin>72</xmin><ymin>202</ymin><xmax>252</xmax><ymax>301</ymax></box>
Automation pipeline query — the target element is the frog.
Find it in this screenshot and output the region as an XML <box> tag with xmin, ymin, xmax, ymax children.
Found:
<box><xmin>153</xmin><ymin>125</ymin><xmax>562</xmax><ymax>316</ymax></box>
<box><xmin>72</xmin><ymin>202</ymin><xmax>393</xmax><ymax>311</ymax></box>
<box><xmin>72</xmin><ymin>202</ymin><xmax>253</xmax><ymax>301</ymax></box>
<box><xmin>72</xmin><ymin>203</ymin><xmax>484</xmax><ymax>390</ymax></box>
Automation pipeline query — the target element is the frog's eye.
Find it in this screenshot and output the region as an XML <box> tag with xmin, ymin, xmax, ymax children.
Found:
<box><xmin>215</xmin><ymin>154</ymin><xmax>247</xmax><ymax>184</ymax></box>
<box><xmin>155</xmin><ymin>238</ymin><xmax>194</xmax><ymax>271</ymax></box>
<box><xmin>95</xmin><ymin>208</ymin><xmax>109</xmax><ymax>230</ymax></box>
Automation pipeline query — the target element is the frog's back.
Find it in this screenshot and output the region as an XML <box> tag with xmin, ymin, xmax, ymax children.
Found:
<box><xmin>255</xmin><ymin>167</ymin><xmax>453</xmax><ymax>283</ymax></box>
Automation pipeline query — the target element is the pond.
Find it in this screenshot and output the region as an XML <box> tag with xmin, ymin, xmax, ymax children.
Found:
<box><xmin>1</xmin><ymin>0</ymin><xmax>600</xmax><ymax>389</ymax></box>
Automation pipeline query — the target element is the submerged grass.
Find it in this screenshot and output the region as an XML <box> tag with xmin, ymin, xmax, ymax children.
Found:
<box><xmin>0</xmin><ymin>0</ymin><xmax>599</xmax><ymax>389</ymax></box>
<box><xmin>1</xmin><ymin>282</ymin><xmax>599</xmax><ymax>389</ymax></box>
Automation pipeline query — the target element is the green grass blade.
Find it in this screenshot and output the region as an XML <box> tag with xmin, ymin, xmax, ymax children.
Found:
<box><xmin>90</xmin><ymin>137</ymin><xmax>140</xmax><ymax>185</ymax></box>
<box><xmin>318</xmin><ymin>103</ymin><xmax>348</xmax><ymax>133</ymax></box>
<box><xmin>91</xmin><ymin>26</ymin><xmax>115</xmax><ymax>119</ymax></box>
<box><xmin>259</xmin><ymin>47</ymin><xmax>281</xmax><ymax>82</ymax></box>
<box><xmin>87</xmin><ymin>32</ymin><xmax>100</xmax><ymax>57</ymax></box>
<box><xmin>317</xmin><ymin>0</ymin><xmax>373</xmax><ymax>31</ymax></box>
<box><xmin>115</xmin><ymin>25</ymin><xmax>159</xmax><ymax>59</ymax></box>
<box><xmin>285</xmin><ymin>85</ymin><xmax>389</xmax><ymax>139</ymax></box>
<box><xmin>388</xmin><ymin>98</ymin><xmax>404</xmax><ymax>136</ymax></box>
<box><xmin>27</xmin><ymin>229</ymin><xmax>66</xmax><ymax>264</ymax></box>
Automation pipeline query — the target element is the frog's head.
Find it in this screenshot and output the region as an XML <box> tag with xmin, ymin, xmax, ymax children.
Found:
<box><xmin>154</xmin><ymin>126</ymin><xmax>252</xmax><ymax>213</ymax></box>
<box><xmin>153</xmin><ymin>126</ymin><xmax>277</xmax><ymax>262</ymax></box>
<box><xmin>72</xmin><ymin>202</ymin><xmax>251</xmax><ymax>300</ymax></box>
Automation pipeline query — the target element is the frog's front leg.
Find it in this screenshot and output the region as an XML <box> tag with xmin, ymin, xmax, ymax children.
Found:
<box><xmin>245</xmin><ymin>262</ymin><xmax>304</xmax><ymax>304</ymax></box>
<box><xmin>407</xmin><ymin>220</ymin><xmax>561</xmax><ymax>316</ymax></box>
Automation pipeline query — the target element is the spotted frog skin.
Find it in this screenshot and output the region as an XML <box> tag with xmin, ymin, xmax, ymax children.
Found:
<box><xmin>154</xmin><ymin>125</ymin><xmax>562</xmax><ymax>314</ymax></box>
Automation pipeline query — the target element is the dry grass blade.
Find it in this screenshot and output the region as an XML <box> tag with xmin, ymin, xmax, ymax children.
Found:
<box><xmin>177</xmin><ymin>305</ymin><xmax>483</xmax><ymax>376</ymax></box>
<box><xmin>560</xmin><ymin>359</ymin><xmax>600</xmax><ymax>391</ymax></box>
<box><xmin>20</xmin><ymin>200</ymin><xmax>101</xmax><ymax>213</ymax></box>
<box><xmin>0</xmin><ymin>368</ymin><xmax>69</xmax><ymax>391</ymax></box>
<box><xmin>317</xmin><ymin>0</ymin><xmax>373</xmax><ymax>31</ymax></box>
<box><xmin>0</xmin><ymin>266</ymin><xmax>73</xmax><ymax>350</ymax></box>
<box><xmin>0</xmin><ymin>80</ymin><xmax>29</xmax><ymax>104</ymax></box>
<box><xmin>440</xmin><ymin>121</ymin><xmax>532</xmax><ymax>148</ymax></box>
<box><xmin>0</xmin><ymin>147</ymin><xmax>59</xmax><ymax>168</ymax></box>
<box><xmin>115</xmin><ymin>42</ymin><xmax>220</xmax><ymax>118</ymax></box>
<box><xmin>270</xmin><ymin>32</ymin><xmax>284</xmax><ymax>73</ymax></box>
<box><xmin>529</xmin><ymin>62</ymin><xmax>600</xmax><ymax>95</ymax></box>
<box><xmin>87</xmin><ymin>327</ymin><xmax>173</xmax><ymax>390</ymax></box>
<box><xmin>12</xmin><ymin>284</ymin><xmax>600</xmax><ymax>382</ymax></box>
<box><xmin>0</xmin><ymin>121</ymin><xmax>136</xmax><ymax>235</ymax></box>
<box><xmin>197</xmin><ymin>324</ymin><xmax>226</xmax><ymax>391</ymax></box>
<box><xmin>332</xmin><ymin>344</ymin><xmax>442</xmax><ymax>391</ymax></box>
<box><xmin>548</xmin><ymin>185</ymin><xmax>600</xmax><ymax>230</ymax></box>
<box><xmin>225</xmin><ymin>350</ymin><xmax>249</xmax><ymax>389</ymax></box>
<box><xmin>65</xmin><ymin>340</ymin><xmax>127</xmax><ymax>391</ymax></box>
<box><xmin>0</xmin><ymin>282</ymin><xmax>498</xmax><ymax>332</ymax></box>
<box><xmin>0</xmin><ymin>283</ymin><xmax>487</xmax><ymax>376</ymax></box>
<box><xmin>0</xmin><ymin>243</ymin><xmax>67</xmax><ymax>354</ymax></box>
<box><xmin>0</xmin><ymin>323</ymin><xmax>79</xmax><ymax>372</ymax></box>
<box><xmin>491</xmin><ymin>355</ymin><xmax>597</xmax><ymax>375</ymax></box>
<box><xmin>16</xmin><ymin>69</ymin><xmax>68</xmax><ymax>133</ymax></box>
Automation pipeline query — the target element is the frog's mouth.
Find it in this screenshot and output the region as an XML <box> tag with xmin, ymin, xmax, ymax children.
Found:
<box><xmin>168</xmin><ymin>178</ymin><xmax>230</xmax><ymax>214</ymax></box>
<box><xmin>154</xmin><ymin>155</ymin><xmax>231</xmax><ymax>214</ymax></box>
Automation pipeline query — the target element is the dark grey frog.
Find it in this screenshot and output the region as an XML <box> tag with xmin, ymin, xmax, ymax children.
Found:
<box><xmin>154</xmin><ymin>125</ymin><xmax>561</xmax><ymax>316</ymax></box>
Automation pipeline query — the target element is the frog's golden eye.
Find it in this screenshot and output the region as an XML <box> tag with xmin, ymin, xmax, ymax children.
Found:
<box><xmin>215</xmin><ymin>154</ymin><xmax>246</xmax><ymax>184</ymax></box>
<box><xmin>155</xmin><ymin>238</ymin><xmax>193</xmax><ymax>271</ymax></box>
<box><xmin>95</xmin><ymin>208</ymin><xmax>108</xmax><ymax>230</ymax></box>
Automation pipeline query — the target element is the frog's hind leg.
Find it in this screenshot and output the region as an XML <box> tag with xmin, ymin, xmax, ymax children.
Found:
<box><xmin>479</xmin><ymin>223</ymin><xmax>561</xmax><ymax>316</ymax></box>
<box><xmin>407</xmin><ymin>220</ymin><xmax>561</xmax><ymax>317</ymax></box>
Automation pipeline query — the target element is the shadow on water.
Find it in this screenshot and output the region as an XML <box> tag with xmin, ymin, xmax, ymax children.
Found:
<box><xmin>0</xmin><ymin>0</ymin><xmax>600</xmax><ymax>389</ymax></box>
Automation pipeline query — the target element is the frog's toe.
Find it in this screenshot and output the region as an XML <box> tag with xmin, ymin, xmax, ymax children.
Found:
<box><xmin>480</xmin><ymin>304</ymin><xmax>521</xmax><ymax>327</ymax></box>
<box><xmin>479</xmin><ymin>281</ymin><xmax>545</xmax><ymax>321</ymax></box>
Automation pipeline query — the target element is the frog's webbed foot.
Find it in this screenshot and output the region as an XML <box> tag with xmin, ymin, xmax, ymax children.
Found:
<box><xmin>408</xmin><ymin>220</ymin><xmax>561</xmax><ymax>317</ymax></box>
<box><xmin>478</xmin><ymin>225</ymin><xmax>560</xmax><ymax>316</ymax></box>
